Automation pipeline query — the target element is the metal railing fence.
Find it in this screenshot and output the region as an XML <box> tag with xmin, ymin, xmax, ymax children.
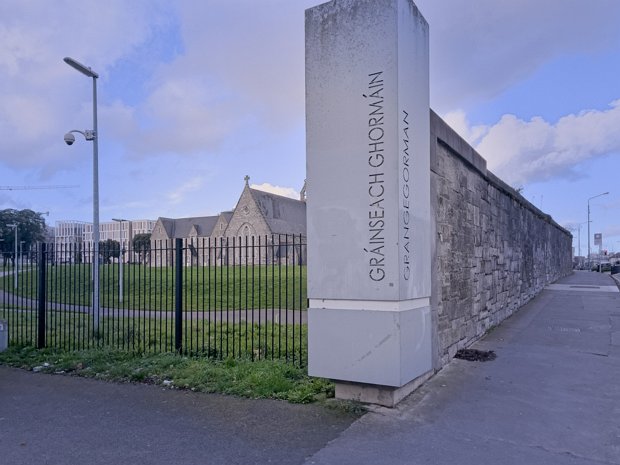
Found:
<box><xmin>0</xmin><ymin>235</ymin><xmax>307</xmax><ymax>365</ymax></box>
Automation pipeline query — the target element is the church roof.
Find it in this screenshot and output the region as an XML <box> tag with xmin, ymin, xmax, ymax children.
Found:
<box><xmin>154</xmin><ymin>217</ymin><xmax>175</xmax><ymax>238</ymax></box>
<box><xmin>156</xmin><ymin>215</ymin><xmax>219</xmax><ymax>239</ymax></box>
<box><xmin>219</xmin><ymin>211</ymin><xmax>234</xmax><ymax>222</ymax></box>
<box><xmin>249</xmin><ymin>188</ymin><xmax>306</xmax><ymax>236</ymax></box>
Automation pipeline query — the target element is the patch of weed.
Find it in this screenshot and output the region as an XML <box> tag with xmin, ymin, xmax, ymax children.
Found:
<box><xmin>0</xmin><ymin>347</ymin><xmax>334</xmax><ymax>404</ymax></box>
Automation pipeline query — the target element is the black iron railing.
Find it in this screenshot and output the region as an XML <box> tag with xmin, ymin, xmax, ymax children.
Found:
<box><xmin>0</xmin><ymin>235</ymin><xmax>307</xmax><ymax>365</ymax></box>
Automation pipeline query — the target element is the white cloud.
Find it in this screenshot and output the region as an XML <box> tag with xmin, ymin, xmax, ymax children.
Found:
<box><xmin>0</xmin><ymin>0</ymin><xmax>175</xmax><ymax>171</ymax></box>
<box><xmin>5</xmin><ymin>0</ymin><xmax>618</xmax><ymax>164</ymax></box>
<box><xmin>100</xmin><ymin>100</ymin><xmax>138</xmax><ymax>143</ymax></box>
<box><xmin>416</xmin><ymin>0</ymin><xmax>620</xmax><ymax>111</ymax></box>
<box><xmin>450</xmin><ymin>100</ymin><xmax>620</xmax><ymax>186</ymax></box>
<box><xmin>442</xmin><ymin>110</ymin><xmax>487</xmax><ymax>146</ymax></box>
<box><xmin>130</xmin><ymin>76</ymin><xmax>237</xmax><ymax>155</ymax></box>
<box><xmin>174</xmin><ymin>1</ymin><xmax>316</xmax><ymax>128</ymax></box>
<box><xmin>101</xmin><ymin>0</ymin><xmax>318</xmax><ymax>159</ymax></box>
<box><xmin>603</xmin><ymin>225</ymin><xmax>620</xmax><ymax>238</ymax></box>
<box><xmin>167</xmin><ymin>177</ymin><xmax>203</xmax><ymax>205</ymax></box>
<box><xmin>251</xmin><ymin>183</ymin><xmax>300</xmax><ymax>200</ymax></box>
<box><xmin>3</xmin><ymin>0</ymin><xmax>620</xmax><ymax>195</ymax></box>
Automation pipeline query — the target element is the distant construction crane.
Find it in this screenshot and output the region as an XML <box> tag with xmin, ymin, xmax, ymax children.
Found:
<box><xmin>0</xmin><ymin>185</ymin><xmax>79</xmax><ymax>191</ymax></box>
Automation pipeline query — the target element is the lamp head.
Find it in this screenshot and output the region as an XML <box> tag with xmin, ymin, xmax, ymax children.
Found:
<box><xmin>63</xmin><ymin>57</ymin><xmax>98</xmax><ymax>78</ymax></box>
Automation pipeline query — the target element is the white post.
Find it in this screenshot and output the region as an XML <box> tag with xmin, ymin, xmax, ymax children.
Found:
<box><xmin>92</xmin><ymin>74</ymin><xmax>100</xmax><ymax>331</ymax></box>
<box><xmin>64</xmin><ymin>57</ymin><xmax>100</xmax><ymax>332</ymax></box>
<box><xmin>306</xmin><ymin>0</ymin><xmax>432</xmax><ymax>406</ymax></box>
<box><xmin>588</xmin><ymin>201</ymin><xmax>591</xmax><ymax>268</ymax></box>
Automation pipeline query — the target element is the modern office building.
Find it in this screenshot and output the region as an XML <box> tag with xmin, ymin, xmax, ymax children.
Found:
<box><xmin>82</xmin><ymin>219</ymin><xmax>156</xmax><ymax>263</ymax></box>
<box><xmin>53</xmin><ymin>220</ymin><xmax>88</xmax><ymax>263</ymax></box>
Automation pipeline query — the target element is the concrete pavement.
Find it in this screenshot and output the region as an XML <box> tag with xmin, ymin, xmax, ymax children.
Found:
<box><xmin>305</xmin><ymin>271</ymin><xmax>620</xmax><ymax>464</ymax></box>
<box><xmin>1</xmin><ymin>271</ymin><xmax>619</xmax><ymax>464</ymax></box>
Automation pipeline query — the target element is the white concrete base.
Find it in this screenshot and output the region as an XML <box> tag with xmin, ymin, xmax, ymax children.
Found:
<box><xmin>335</xmin><ymin>369</ymin><xmax>434</xmax><ymax>407</ymax></box>
<box><xmin>308</xmin><ymin>301</ymin><xmax>432</xmax><ymax>387</ymax></box>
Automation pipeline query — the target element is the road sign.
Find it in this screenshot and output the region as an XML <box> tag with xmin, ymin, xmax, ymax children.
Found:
<box><xmin>594</xmin><ymin>233</ymin><xmax>602</xmax><ymax>246</ymax></box>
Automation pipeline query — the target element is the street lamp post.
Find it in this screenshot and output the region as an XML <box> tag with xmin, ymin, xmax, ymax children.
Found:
<box><xmin>573</xmin><ymin>221</ymin><xmax>588</xmax><ymax>265</ymax></box>
<box><xmin>63</xmin><ymin>56</ymin><xmax>100</xmax><ymax>332</ymax></box>
<box><xmin>587</xmin><ymin>192</ymin><xmax>609</xmax><ymax>270</ymax></box>
<box><xmin>7</xmin><ymin>224</ymin><xmax>17</xmax><ymax>289</ymax></box>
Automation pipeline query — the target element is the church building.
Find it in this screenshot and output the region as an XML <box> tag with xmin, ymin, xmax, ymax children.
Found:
<box><xmin>150</xmin><ymin>177</ymin><xmax>306</xmax><ymax>266</ymax></box>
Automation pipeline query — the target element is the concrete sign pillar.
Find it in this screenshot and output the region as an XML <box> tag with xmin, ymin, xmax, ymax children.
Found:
<box><xmin>305</xmin><ymin>0</ymin><xmax>432</xmax><ymax>406</ymax></box>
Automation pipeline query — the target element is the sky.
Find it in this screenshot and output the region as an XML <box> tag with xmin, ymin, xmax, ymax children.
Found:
<box><xmin>1</xmin><ymin>0</ymin><xmax>619</xmax><ymax>256</ymax></box>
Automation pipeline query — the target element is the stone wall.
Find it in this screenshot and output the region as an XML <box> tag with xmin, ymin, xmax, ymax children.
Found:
<box><xmin>430</xmin><ymin>110</ymin><xmax>573</xmax><ymax>368</ymax></box>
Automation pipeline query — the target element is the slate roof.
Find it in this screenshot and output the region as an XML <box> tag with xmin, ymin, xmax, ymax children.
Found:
<box><xmin>156</xmin><ymin>216</ymin><xmax>219</xmax><ymax>239</ymax></box>
<box><xmin>249</xmin><ymin>188</ymin><xmax>306</xmax><ymax>236</ymax></box>
<box><xmin>219</xmin><ymin>211</ymin><xmax>234</xmax><ymax>223</ymax></box>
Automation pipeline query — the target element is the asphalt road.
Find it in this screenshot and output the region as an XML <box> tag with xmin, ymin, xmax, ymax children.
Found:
<box><xmin>0</xmin><ymin>367</ymin><xmax>357</xmax><ymax>465</ymax></box>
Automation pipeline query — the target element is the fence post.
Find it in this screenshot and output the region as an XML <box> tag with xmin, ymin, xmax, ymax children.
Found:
<box><xmin>175</xmin><ymin>238</ymin><xmax>183</xmax><ymax>353</ymax></box>
<box><xmin>37</xmin><ymin>242</ymin><xmax>47</xmax><ymax>349</ymax></box>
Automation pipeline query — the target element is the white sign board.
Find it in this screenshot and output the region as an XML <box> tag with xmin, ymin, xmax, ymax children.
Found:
<box><xmin>594</xmin><ymin>233</ymin><xmax>602</xmax><ymax>246</ymax></box>
<box><xmin>306</xmin><ymin>0</ymin><xmax>432</xmax><ymax>391</ymax></box>
<box><xmin>306</xmin><ymin>0</ymin><xmax>431</xmax><ymax>302</ymax></box>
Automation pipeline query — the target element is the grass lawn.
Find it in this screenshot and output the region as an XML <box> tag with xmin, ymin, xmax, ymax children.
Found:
<box><xmin>0</xmin><ymin>308</ymin><xmax>307</xmax><ymax>364</ymax></box>
<box><xmin>0</xmin><ymin>263</ymin><xmax>307</xmax><ymax>311</ymax></box>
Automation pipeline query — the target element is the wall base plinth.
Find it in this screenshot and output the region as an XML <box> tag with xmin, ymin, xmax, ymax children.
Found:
<box><xmin>335</xmin><ymin>370</ymin><xmax>433</xmax><ymax>407</ymax></box>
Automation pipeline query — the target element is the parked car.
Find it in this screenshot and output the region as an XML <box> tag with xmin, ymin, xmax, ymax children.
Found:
<box><xmin>599</xmin><ymin>262</ymin><xmax>612</xmax><ymax>272</ymax></box>
<box><xmin>591</xmin><ymin>262</ymin><xmax>600</xmax><ymax>271</ymax></box>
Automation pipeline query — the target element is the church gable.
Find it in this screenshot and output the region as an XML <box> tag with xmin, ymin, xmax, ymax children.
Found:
<box><xmin>211</xmin><ymin>211</ymin><xmax>234</xmax><ymax>239</ymax></box>
<box><xmin>151</xmin><ymin>218</ymin><xmax>174</xmax><ymax>241</ymax></box>
<box><xmin>226</xmin><ymin>185</ymin><xmax>271</xmax><ymax>238</ymax></box>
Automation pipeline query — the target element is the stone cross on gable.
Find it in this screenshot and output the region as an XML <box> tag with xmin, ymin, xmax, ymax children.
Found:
<box><xmin>244</xmin><ymin>175</ymin><xmax>250</xmax><ymax>186</ymax></box>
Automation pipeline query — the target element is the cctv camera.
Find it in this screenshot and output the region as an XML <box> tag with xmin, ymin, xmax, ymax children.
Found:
<box><xmin>64</xmin><ymin>133</ymin><xmax>75</xmax><ymax>146</ymax></box>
